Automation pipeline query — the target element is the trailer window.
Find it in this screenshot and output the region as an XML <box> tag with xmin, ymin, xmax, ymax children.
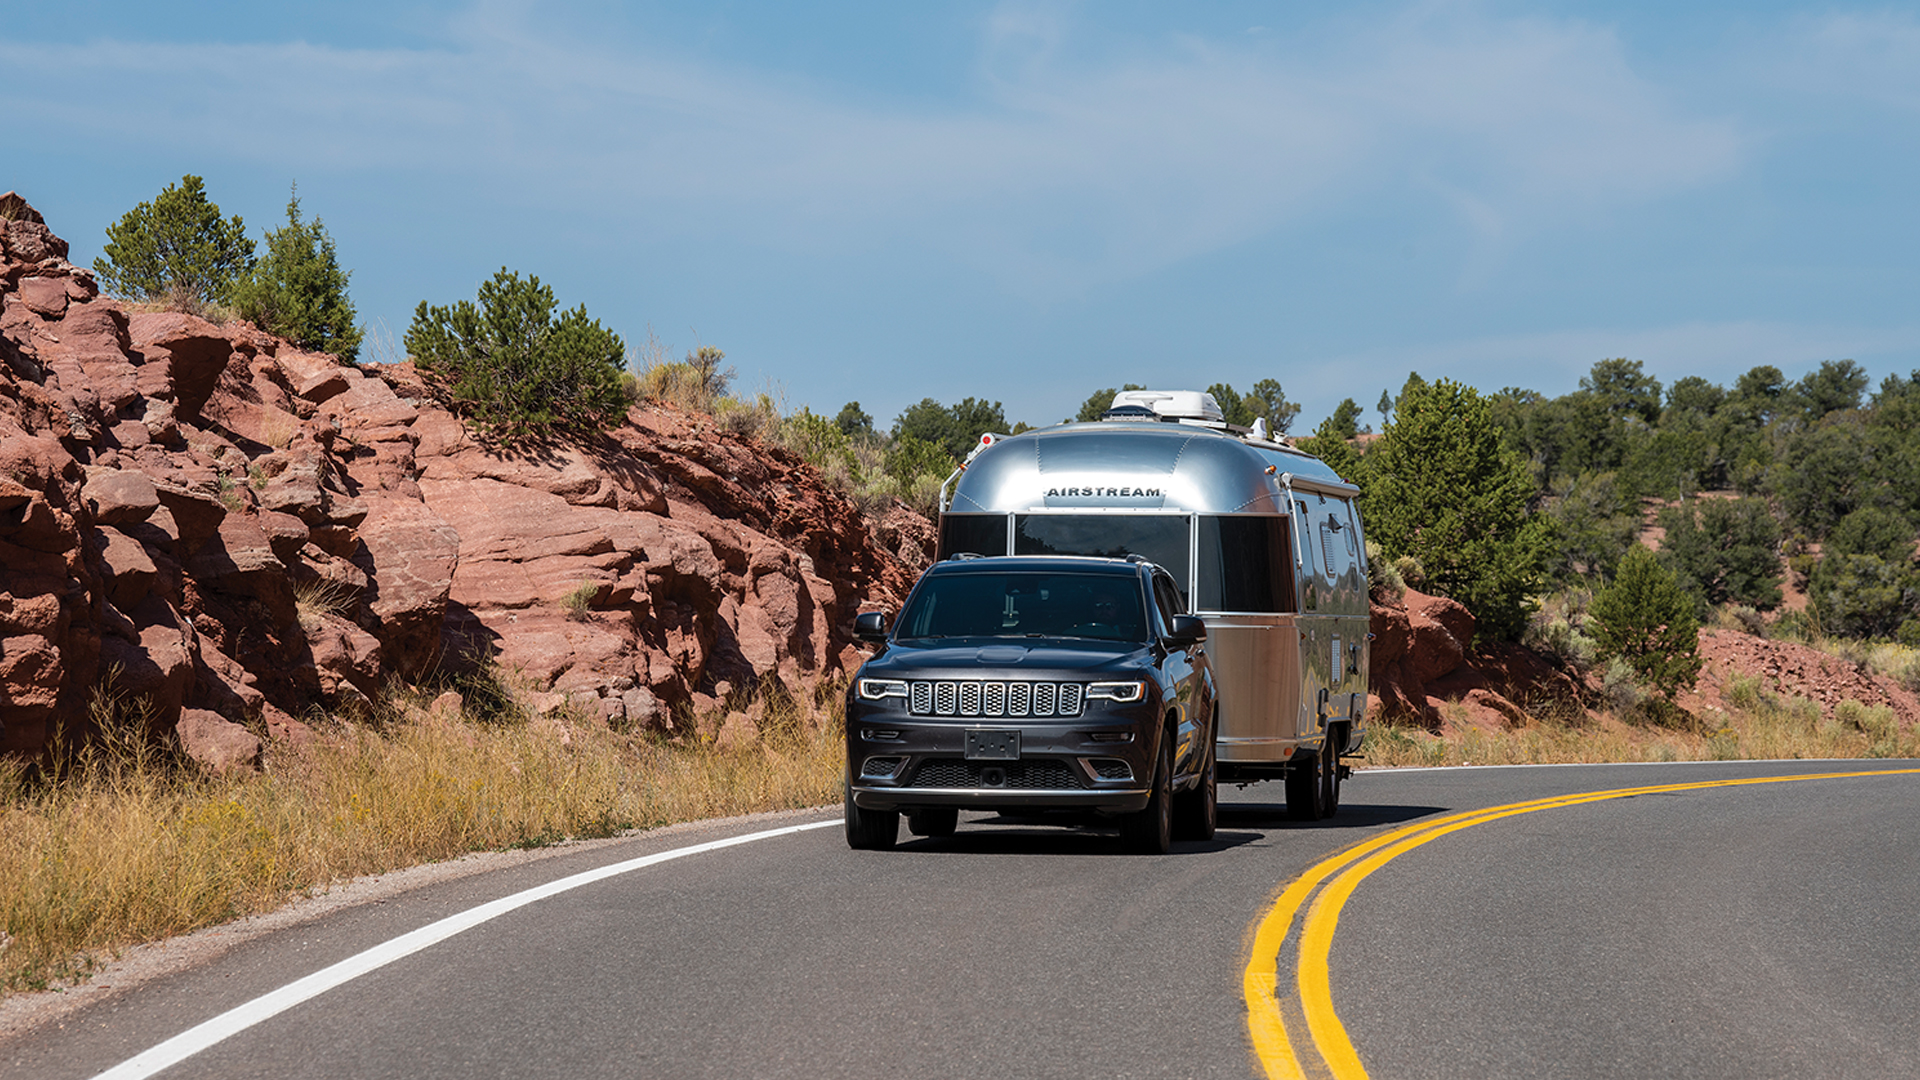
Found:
<box><xmin>938</xmin><ymin>514</ymin><xmax>1008</xmax><ymax>559</ymax></box>
<box><xmin>1196</xmin><ymin>516</ymin><xmax>1295</xmax><ymax>613</ymax></box>
<box><xmin>1012</xmin><ymin>514</ymin><xmax>1190</xmax><ymax>596</ymax></box>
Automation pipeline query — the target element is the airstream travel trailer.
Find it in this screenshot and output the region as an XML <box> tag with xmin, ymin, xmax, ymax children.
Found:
<box><xmin>935</xmin><ymin>389</ymin><xmax>1369</xmax><ymax>818</ymax></box>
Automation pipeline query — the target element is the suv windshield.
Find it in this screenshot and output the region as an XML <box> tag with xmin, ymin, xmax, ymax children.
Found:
<box><xmin>896</xmin><ymin>572</ymin><xmax>1147</xmax><ymax>642</ymax></box>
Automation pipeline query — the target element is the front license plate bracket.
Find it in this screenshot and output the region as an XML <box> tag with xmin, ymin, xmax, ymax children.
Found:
<box><xmin>965</xmin><ymin>729</ymin><xmax>1020</xmax><ymax>761</ymax></box>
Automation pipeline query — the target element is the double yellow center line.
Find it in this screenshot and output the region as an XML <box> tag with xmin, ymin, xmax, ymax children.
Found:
<box><xmin>1242</xmin><ymin>768</ymin><xmax>1920</xmax><ymax>1079</ymax></box>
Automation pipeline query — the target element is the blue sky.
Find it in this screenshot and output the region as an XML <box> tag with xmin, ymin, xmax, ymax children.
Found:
<box><xmin>6</xmin><ymin>1</ymin><xmax>1919</xmax><ymax>431</ymax></box>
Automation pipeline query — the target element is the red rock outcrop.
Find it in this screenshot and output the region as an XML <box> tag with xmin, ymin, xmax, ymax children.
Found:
<box><xmin>1368</xmin><ymin>587</ymin><xmax>1587</xmax><ymax>730</ymax></box>
<box><xmin>0</xmin><ymin>194</ymin><xmax>923</xmax><ymax>764</ymax></box>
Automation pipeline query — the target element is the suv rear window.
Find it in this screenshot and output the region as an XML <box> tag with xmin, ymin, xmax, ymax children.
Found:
<box><xmin>897</xmin><ymin>572</ymin><xmax>1147</xmax><ymax>642</ymax></box>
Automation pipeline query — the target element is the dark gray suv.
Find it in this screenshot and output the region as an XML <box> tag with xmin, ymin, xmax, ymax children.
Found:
<box><xmin>844</xmin><ymin>555</ymin><xmax>1217</xmax><ymax>853</ymax></box>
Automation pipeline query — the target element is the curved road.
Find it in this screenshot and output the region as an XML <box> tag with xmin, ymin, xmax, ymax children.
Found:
<box><xmin>6</xmin><ymin>761</ymin><xmax>1917</xmax><ymax>1079</ymax></box>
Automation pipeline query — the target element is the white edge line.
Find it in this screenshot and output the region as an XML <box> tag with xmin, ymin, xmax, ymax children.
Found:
<box><xmin>90</xmin><ymin>818</ymin><xmax>839</xmax><ymax>1080</ymax></box>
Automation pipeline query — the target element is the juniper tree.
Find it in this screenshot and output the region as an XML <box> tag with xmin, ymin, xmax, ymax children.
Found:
<box><xmin>1589</xmin><ymin>544</ymin><xmax>1703</xmax><ymax>699</ymax></box>
<box><xmin>406</xmin><ymin>269</ymin><xmax>627</xmax><ymax>443</ymax></box>
<box><xmin>1364</xmin><ymin>376</ymin><xmax>1550</xmax><ymax>640</ymax></box>
<box><xmin>233</xmin><ymin>186</ymin><xmax>362</xmax><ymax>359</ymax></box>
<box><xmin>94</xmin><ymin>175</ymin><xmax>254</xmax><ymax>306</ymax></box>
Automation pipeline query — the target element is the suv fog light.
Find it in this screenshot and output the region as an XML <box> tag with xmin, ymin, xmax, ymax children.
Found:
<box><xmin>1087</xmin><ymin>758</ymin><xmax>1134</xmax><ymax>781</ymax></box>
<box><xmin>860</xmin><ymin>756</ymin><xmax>905</xmax><ymax>779</ymax></box>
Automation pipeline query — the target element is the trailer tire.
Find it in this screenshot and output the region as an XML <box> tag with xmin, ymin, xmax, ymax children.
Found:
<box><xmin>1286</xmin><ymin>744</ymin><xmax>1325</xmax><ymax>821</ymax></box>
<box><xmin>1320</xmin><ymin>725</ymin><xmax>1343</xmax><ymax>816</ymax></box>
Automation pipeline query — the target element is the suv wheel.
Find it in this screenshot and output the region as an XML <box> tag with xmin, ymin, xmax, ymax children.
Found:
<box><xmin>1320</xmin><ymin>724</ymin><xmax>1344</xmax><ymax>816</ymax></box>
<box><xmin>906</xmin><ymin>808</ymin><xmax>958</xmax><ymax>837</ymax></box>
<box><xmin>1172</xmin><ymin>739</ymin><xmax>1216</xmax><ymax>841</ymax></box>
<box><xmin>845</xmin><ymin>784</ymin><xmax>899</xmax><ymax>850</ymax></box>
<box><xmin>1122</xmin><ymin>728</ymin><xmax>1174</xmax><ymax>854</ymax></box>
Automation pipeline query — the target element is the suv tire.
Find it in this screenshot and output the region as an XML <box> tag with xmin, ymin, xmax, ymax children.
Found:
<box><xmin>1122</xmin><ymin>728</ymin><xmax>1174</xmax><ymax>854</ymax></box>
<box><xmin>906</xmin><ymin>808</ymin><xmax>958</xmax><ymax>837</ymax></box>
<box><xmin>845</xmin><ymin>784</ymin><xmax>899</xmax><ymax>850</ymax></box>
<box><xmin>1172</xmin><ymin>739</ymin><xmax>1216</xmax><ymax>841</ymax></box>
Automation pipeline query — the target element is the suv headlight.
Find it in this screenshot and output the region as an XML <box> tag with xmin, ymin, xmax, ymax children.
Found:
<box><xmin>1085</xmin><ymin>681</ymin><xmax>1146</xmax><ymax>703</ymax></box>
<box><xmin>857</xmin><ymin>678</ymin><xmax>909</xmax><ymax>701</ymax></box>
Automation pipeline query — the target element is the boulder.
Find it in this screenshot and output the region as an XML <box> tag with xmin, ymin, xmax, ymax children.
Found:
<box><xmin>82</xmin><ymin>466</ymin><xmax>160</xmax><ymax>525</ymax></box>
<box><xmin>175</xmin><ymin>708</ymin><xmax>260</xmax><ymax>772</ymax></box>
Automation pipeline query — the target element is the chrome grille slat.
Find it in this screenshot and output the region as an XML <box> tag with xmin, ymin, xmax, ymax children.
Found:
<box><xmin>902</xmin><ymin>681</ymin><xmax>1085</xmax><ymax>717</ymax></box>
<box><xmin>1009</xmin><ymin>682</ymin><xmax>1031</xmax><ymax>716</ymax></box>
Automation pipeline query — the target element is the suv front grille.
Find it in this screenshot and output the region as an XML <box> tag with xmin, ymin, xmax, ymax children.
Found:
<box><xmin>906</xmin><ymin>759</ymin><xmax>1085</xmax><ymax>790</ymax></box>
<box><xmin>907</xmin><ymin>681</ymin><xmax>1085</xmax><ymax>718</ymax></box>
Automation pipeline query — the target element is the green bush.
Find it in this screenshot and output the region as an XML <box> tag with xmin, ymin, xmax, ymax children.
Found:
<box><xmin>1588</xmin><ymin>545</ymin><xmax>1703</xmax><ymax>699</ymax></box>
<box><xmin>779</xmin><ymin>408</ymin><xmax>858</xmax><ymax>476</ymax></box>
<box><xmin>405</xmin><ymin>269</ymin><xmax>627</xmax><ymax>443</ymax></box>
<box><xmin>232</xmin><ymin>187</ymin><xmax>362</xmax><ymax>360</ymax></box>
<box><xmin>94</xmin><ymin>174</ymin><xmax>254</xmax><ymax>307</ymax></box>
<box><xmin>884</xmin><ymin>434</ymin><xmax>956</xmax><ymax>488</ymax></box>
<box><xmin>1657</xmin><ymin>496</ymin><xmax>1783</xmax><ymax>613</ymax></box>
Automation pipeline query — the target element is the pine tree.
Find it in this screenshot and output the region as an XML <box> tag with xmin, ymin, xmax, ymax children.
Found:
<box><xmin>233</xmin><ymin>185</ymin><xmax>363</xmax><ymax>360</ymax></box>
<box><xmin>1364</xmin><ymin>376</ymin><xmax>1550</xmax><ymax>640</ymax></box>
<box><xmin>406</xmin><ymin>269</ymin><xmax>627</xmax><ymax>443</ymax></box>
<box><xmin>94</xmin><ymin>175</ymin><xmax>254</xmax><ymax>306</ymax></box>
<box><xmin>1589</xmin><ymin>545</ymin><xmax>1703</xmax><ymax>698</ymax></box>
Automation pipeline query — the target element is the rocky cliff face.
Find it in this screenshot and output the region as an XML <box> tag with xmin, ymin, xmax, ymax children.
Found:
<box><xmin>0</xmin><ymin>194</ymin><xmax>930</xmax><ymax>765</ymax></box>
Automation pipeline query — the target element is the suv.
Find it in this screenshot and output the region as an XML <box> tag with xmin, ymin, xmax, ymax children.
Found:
<box><xmin>844</xmin><ymin>555</ymin><xmax>1217</xmax><ymax>853</ymax></box>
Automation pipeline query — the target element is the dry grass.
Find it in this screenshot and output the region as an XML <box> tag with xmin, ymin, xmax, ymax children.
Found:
<box><xmin>0</xmin><ymin>678</ymin><xmax>845</xmax><ymax>996</ymax></box>
<box><xmin>1359</xmin><ymin>681</ymin><xmax>1920</xmax><ymax>769</ymax></box>
<box><xmin>292</xmin><ymin>576</ymin><xmax>358</xmax><ymax>633</ymax></box>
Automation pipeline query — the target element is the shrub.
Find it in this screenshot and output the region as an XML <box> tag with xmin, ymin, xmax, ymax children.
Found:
<box><xmin>884</xmin><ymin>434</ymin><xmax>956</xmax><ymax>488</ymax></box>
<box><xmin>232</xmin><ymin>186</ymin><xmax>362</xmax><ymax>360</ymax></box>
<box><xmin>1808</xmin><ymin>552</ymin><xmax>1917</xmax><ymax>640</ymax></box>
<box><xmin>1589</xmin><ymin>544</ymin><xmax>1703</xmax><ymax>698</ymax></box>
<box><xmin>405</xmin><ymin>269</ymin><xmax>627</xmax><ymax>444</ymax></box>
<box><xmin>94</xmin><ymin>175</ymin><xmax>254</xmax><ymax>307</ymax></box>
<box><xmin>1366</xmin><ymin>539</ymin><xmax>1405</xmax><ymax>599</ymax></box>
<box><xmin>779</xmin><ymin>408</ymin><xmax>858</xmax><ymax>476</ymax></box>
<box><xmin>560</xmin><ymin>581</ymin><xmax>599</xmax><ymax>622</ymax></box>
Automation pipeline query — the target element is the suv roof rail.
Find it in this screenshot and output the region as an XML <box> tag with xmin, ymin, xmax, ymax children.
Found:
<box><xmin>945</xmin><ymin>551</ymin><xmax>987</xmax><ymax>561</ymax></box>
<box><xmin>1124</xmin><ymin>553</ymin><xmax>1150</xmax><ymax>564</ymax></box>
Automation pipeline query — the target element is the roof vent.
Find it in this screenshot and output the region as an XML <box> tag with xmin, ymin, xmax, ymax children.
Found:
<box><xmin>1104</xmin><ymin>389</ymin><xmax>1225</xmax><ymax>423</ymax></box>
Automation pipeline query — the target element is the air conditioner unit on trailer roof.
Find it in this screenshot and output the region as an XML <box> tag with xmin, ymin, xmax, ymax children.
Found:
<box><xmin>1106</xmin><ymin>389</ymin><xmax>1225</xmax><ymax>423</ymax></box>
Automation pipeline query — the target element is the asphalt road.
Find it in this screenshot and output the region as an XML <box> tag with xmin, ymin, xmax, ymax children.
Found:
<box><xmin>7</xmin><ymin>760</ymin><xmax>1917</xmax><ymax>1080</ymax></box>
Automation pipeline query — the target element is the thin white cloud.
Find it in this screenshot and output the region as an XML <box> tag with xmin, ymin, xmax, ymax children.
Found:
<box><xmin>0</xmin><ymin>1</ymin><xmax>1747</xmax><ymax>295</ymax></box>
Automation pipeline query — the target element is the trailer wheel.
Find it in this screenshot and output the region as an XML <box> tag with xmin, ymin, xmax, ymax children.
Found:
<box><xmin>1319</xmin><ymin>725</ymin><xmax>1343</xmax><ymax>816</ymax></box>
<box><xmin>1286</xmin><ymin>744</ymin><xmax>1325</xmax><ymax>821</ymax></box>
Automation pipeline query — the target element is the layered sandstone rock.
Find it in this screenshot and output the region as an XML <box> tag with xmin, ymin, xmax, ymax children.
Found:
<box><xmin>1368</xmin><ymin>587</ymin><xmax>1587</xmax><ymax>730</ymax></box>
<box><xmin>0</xmin><ymin>194</ymin><xmax>924</xmax><ymax>766</ymax></box>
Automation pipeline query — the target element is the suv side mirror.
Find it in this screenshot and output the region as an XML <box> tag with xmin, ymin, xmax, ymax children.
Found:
<box><xmin>854</xmin><ymin>611</ymin><xmax>889</xmax><ymax>643</ymax></box>
<box><xmin>1165</xmin><ymin>615</ymin><xmax>1207</xmax><ymax>647</ymax></box>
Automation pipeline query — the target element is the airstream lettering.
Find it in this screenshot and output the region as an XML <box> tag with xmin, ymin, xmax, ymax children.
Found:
<box><xmin>935</xmin><ymin>389</ymin><xmax>1369</xmax><ymax>820</ymax></box>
